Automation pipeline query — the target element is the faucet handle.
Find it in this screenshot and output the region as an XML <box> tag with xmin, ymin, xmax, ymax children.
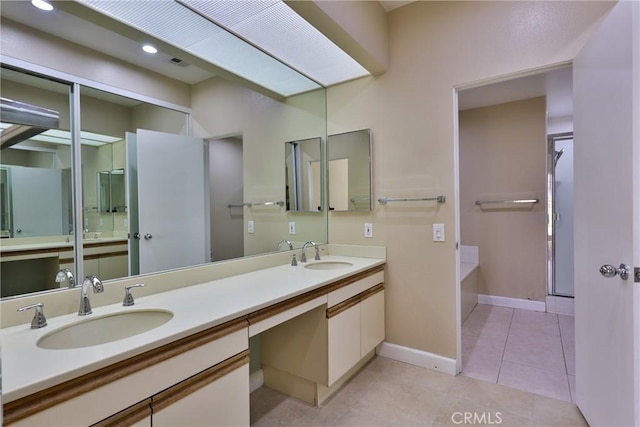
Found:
<box><xmin>123</xmin><ymin>283</ymin><xmax>145</xmax><ymax>306</ymax></box>
<box><xmin>314</xmin><ymin>245</ymin><xmax>321</xmax><ymax>261</ymax></box>
<box><xmin>291</xmin><ymin>253</ymin><xmax>298</xmax><ymax>266</ymax></box>
<box><xmin>18</xmin><ymin>303</ymin><xmax>47</xmax><ymax>329</ymax></box>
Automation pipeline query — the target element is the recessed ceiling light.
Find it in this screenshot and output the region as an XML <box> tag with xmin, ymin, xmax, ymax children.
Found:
<box><xmin>31</xmin><ymin>0</ymin><xmax>54</xmax><ymax>11</ymax></box>
<box><xmin>142</xmin><ymin>44</ymin><xmax>158</xmax><ymax>54</ymax></box>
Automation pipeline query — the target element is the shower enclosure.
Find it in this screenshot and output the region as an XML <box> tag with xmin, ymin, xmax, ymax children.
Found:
<box><xmin>547</xmin><ymin>132</ymin><xmax>574</xmax><ymax>297</ymax></box>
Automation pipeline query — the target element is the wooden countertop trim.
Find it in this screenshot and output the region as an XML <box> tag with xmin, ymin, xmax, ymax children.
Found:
<box><xmin>152</xmin><ymin>350</ymin><xmax>249</xmax><ymax>413</ymax></box>
<box><xmin>59</xmin><ymin>250</ymin><xmax>128</xmax><ymax>264</ymax></box>
<box><xmin>90</xmin><ymin>398</ymin><xmax>152</xmax><ymax>427</ymax></box>
<box><xmin>3</xmin><ymin>317</ymin><xmax>248</xmax><ymax>425</ymax></box>
<box><xmin>324</xmin><ymin>265</ymin><xmax>384</xmax><ymax>294</ymax></box>
<box><xmin>326</xmin><ymin>284</ymin><xmax>385</xmax><ymax>319</ymax></box>
<box><xmin>0</xmin><ymin>240</ymin><xmax>128</xmax><ymax>258</ymax></box>
<box><xmin>247</xmin><ymin>286</ymin><xmax>327</xmax><ymax>325</ymax></box>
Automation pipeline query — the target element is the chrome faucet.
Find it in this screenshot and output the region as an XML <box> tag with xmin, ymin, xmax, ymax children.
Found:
<box><xmin>17</xmin><ymin>303</ymin><xmax>47</xmax><ymax>329</ymax></box>
<box><xmin>55</xmin><ymin>268</ymin><xmax>76</xmax><ymax>288</ymax></box>
<box><xmin>278</xmin><ymin>239</ymin><xmax>294</xmax><ymax>250</ymax></box>
<box><xmin>301</xmin><ymin>241</ymin><xmax>320</xmax><ymax>263</ymax></box>
<box><xmin>79</xmin><ymin>275</ymin><xmax>104</xmax><ymax>316</ymax></box>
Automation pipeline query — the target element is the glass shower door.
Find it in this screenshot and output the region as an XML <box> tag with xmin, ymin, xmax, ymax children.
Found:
<box><xmin>549</xmin><ymin>133</ymin><xmax>575</xmax><ymax>296</ymax></box>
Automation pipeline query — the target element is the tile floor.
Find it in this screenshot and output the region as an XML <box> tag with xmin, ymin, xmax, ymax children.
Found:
<box><xmin>251</xmin><ymin>354</ymin><xmax>587</xmax><ymax>426</ymax></box>
<box><xmin>461</xmin><ymin>304</ymin><xmax>575</xmax><ymax>403</ymax></box>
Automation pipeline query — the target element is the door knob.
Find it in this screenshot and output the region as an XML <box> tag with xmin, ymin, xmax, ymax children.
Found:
<box><xmin>133</xmin><ymin>232</ymin><xmax>140</xmax><ymax>240</ymax></box>
<box><xmin>144</xmin><ymin>233</ymin><xmax>153</xmax><ymax>240</ymax></box>
<box><xmin>599</xmin><ymin>263</ymin><xmax>630</xmax><ymax>280</ymax></box>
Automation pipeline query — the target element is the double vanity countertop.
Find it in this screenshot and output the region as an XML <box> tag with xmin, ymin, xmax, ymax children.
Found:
<box><xmin>2</xmin><ymin>254</ymin><xmax>385</xmax><ymax>403</ymax></box>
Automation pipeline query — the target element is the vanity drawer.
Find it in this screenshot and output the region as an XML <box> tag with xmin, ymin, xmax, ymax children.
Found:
<box><xmin>327</xmin><ymin>268</ymin><xmax>384</xmax><ymax>307</ymax></box>
<box><xmin>5</xmin><ymin>318</ymin><xmax>248</xmax><ymax>426</ymax></box>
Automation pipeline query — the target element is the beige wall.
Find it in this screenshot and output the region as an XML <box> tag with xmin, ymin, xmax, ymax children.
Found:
<box><xmin>190</xmin><ymin>77</ymin><xmax>327</xmax><ymax>256</ymax></box>
<box><xmin>459</xmin><ymin>98</ymin><xmax>547</xmax><ymax>302</ymax></box>
<box><xmin>326</xmin><ymin>1</ymin><xmax>613</xmax><ymax>359</ymax></box>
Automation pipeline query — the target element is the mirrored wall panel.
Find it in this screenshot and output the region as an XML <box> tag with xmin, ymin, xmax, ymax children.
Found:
<box><xmin>327</xmin><ymin>129</ymin><xmax>372</xmax><ymax>212</ymax></box>
<box><xmin>0</xmin><ymin>67</ymin><xmax>74</xmax><ymax>298</ymax></box>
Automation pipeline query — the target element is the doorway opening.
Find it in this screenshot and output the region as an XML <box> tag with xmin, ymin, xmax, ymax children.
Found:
<box><xmin>456</xmin><ymin>65</ymin><xmax>576</xmax><ymax>402</ymax></box>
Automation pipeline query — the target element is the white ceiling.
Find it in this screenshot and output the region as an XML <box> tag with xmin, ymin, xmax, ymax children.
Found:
<box><xmin>458</xmin><ymin>66</ymin><xmax>573</xmax><ymax>120</ymax></box>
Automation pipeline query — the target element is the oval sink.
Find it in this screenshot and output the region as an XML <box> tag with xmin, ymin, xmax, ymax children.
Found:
<box><xmin>304</xmin><ymin>261</ymin><xmax>353</xmax><ymax>270</ymax></box>
<box><xmin>37</xmin><ymin>309</ymin><xmax>173</xmax><ymax>350</ymax></box>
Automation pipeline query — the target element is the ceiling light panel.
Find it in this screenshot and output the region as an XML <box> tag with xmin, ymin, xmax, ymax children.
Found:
<box><xmin>78</xmin><ymin>0</ymin><xmax>321</xmax><ymax>96</ymax></box>
<box><xmin>183</xmin><ymin>1</ymin><xmax>370</xmax><ymax>86</ymax></box>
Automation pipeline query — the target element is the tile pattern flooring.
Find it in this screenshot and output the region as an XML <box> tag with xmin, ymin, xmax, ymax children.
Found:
<box><xmin>461</xmin><ymin>304</ymin><xmax>575</xmax><ymax>403</ymax></box>
<box><xmin>251</xmin><ymin>353</ymin><xmax>586</xmax><ymax>426</ymax></box>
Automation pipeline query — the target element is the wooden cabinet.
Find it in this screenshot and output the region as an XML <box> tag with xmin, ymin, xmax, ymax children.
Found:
<box><xmin>5</xmin><ymin>319</ymin><xmax>249</xmax><ymax>427</ymax></box>
<box><xmin>360</xmin><ymin>286</ymin><xmax>385</xmax><ymax>356</ymax></box>
<box><xmin>327</xmin><ymin>300</ymin><xmax>361</xmax><ymax>385</ymax></box>
<box><xmin>153</xmin><ymin>356</ymin><xmax>249</xmax><ymax>427</ymax></box>
<box><xmin>261</xmin><ymin>266</ymin><xmax>385</xmax><ymax>406</ymax></box>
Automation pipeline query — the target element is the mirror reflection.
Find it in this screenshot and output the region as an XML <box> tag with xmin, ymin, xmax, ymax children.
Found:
<box><xmin>0</xmin><ymin>69</ymin><xmax>74</xmax><ymax>297</ymax></box>
<box><xmin>285</xmin><ymin>137</ymin><xmax>323</xmax><ymax>212</ymax></box>
<box><xmin>327</xmin><ymin>129</ymin><xmax>373</xmax><ymax>212</ymax></box>
<box><xmin>0</xmin><ymin>62</ymin><xmax>328</xmax><ymax>300</ymax></box>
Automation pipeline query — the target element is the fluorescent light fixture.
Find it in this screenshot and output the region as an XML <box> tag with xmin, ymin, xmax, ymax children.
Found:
<box><xmin>31</xmin><ymin>0</ymin><xmax>54</xmax><ymax>12</ymax></box>
<box><xmin>142</xmin><ymin>44</ymin><xmax>158</xmax><ymax>54</ymax></box>
<box><xmin>184</xmin><ymin>1</ymin><xmax>370</xmax><ymax>87</ymax></box>
<box><xmin>0</xmin><ymin>123</ymin><xmax>122</xmax><ymax>147</ymax></box>
<box><xmin>77</xmin><ymin>0</ymin><xmax>369</xmax><ymax>96</ymax></box>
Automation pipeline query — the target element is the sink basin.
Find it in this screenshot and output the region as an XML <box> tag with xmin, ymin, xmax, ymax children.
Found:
<box><xmin>304</xmin><ymin>261</ymin><xmax>353</xmax><ymax>270</ymax></box>
<box><xmin>37</xmin><ymin>309</ymin><xmax>173</xmax><ymax>350</ymax></box>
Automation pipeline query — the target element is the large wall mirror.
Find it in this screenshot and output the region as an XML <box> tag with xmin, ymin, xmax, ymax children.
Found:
<box><xmin>0</xmin><ymin>60</ymin><xmax>328</xmax><ymax>299</ymax></box>
<box><xmin>327</xmin><ymin>129</ymin><xmax>372</xmax><ymax>212</ymax></box>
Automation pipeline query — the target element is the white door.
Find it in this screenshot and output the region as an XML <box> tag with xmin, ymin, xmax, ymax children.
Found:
<box><xmin>573</xmin><ymin>2</ymin><xmax>639</xmax><ymax>426</ymax></box>
<box><xmin>135</xmin><ymin>129</ymin><xmax>208</xmax><ymax>274</ymax></box>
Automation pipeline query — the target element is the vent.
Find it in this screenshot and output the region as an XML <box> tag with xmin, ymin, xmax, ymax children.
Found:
<box><xmin>169</xmin><ymin>57</ymin><xmax>190</xmax><ymax>68</ymax></box>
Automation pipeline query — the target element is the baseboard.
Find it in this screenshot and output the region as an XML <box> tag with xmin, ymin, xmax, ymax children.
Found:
<box><xmin>478</xmin><ymin>294</ymin><xmax>546</xmax><ymax>312</ymax></box>
<box><xmin>546</xmin><ymin>295</ymin><xmax>574</xmax><ymax>315</ymax></box>
<box><xmin>250</xmin><ymin>369</ymin><xmax>264</xmax><ymax>393</ymax></box>
<box><xmin>376</xmin><ymin>342</ymin><xmax>457</xmax><ymax>376</ymax></box>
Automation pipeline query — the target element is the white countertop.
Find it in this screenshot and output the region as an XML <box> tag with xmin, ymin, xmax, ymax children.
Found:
<box><xmin>1</xmin><ymin>255</ymin><xmax>384</xmax><ymax>402</ymax></box>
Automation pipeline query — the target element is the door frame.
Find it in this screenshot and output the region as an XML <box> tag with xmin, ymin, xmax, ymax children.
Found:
<box><xmin>453</xmin><ymin>62</ymin><xmax>573</xmax><ymax>374</ymax></box>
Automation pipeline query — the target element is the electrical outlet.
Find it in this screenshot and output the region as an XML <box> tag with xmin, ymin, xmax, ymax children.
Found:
<box><xmin>248</xmin><ymin>220</ymin><xmax>255</xmax><ymax>234</ymax></box>
<box><xmin>433</xmin><ymin>223</ymin><xmax>445</xmax><ymax>242</ymax></box>
<box><xmin>364</xmin><ymin>223</ymin><xmax>373</xmax><ymax>238</ymax></box>
<box><xmin>288</xmin><ymin>221</ymin><xmax>296</xmax><ymax>235</ymax></box>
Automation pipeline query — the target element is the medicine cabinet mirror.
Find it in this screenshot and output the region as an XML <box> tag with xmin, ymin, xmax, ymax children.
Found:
<box><xmin>327</xmin><ymin>129</ymin><xmax>372</xmax><ymax>212</ymax></box>
<box><xmin>285</xmin><ymin>137</ymin><xmax>323</xmax><ymax>212</ymax></box>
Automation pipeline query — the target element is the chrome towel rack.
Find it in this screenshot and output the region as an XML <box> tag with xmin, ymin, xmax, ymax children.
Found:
<box><xmin>378</xmin><ymin>195</ymin><xmax>446</xmax><ymax>205</ymax></box>
<box><xmin>228</xmin><ymin>201</ymin><xmax>284</xmax><ymax>208</ymax></box>
<box><xmin>475</xmin><ymin>198</ymin><xmax>539</xmax><ymax>206</ymax></box>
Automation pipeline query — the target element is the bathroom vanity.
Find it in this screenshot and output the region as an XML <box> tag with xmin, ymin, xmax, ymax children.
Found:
<box><xmin>1</xmin><ymin>250</ymin><xmax>385</xmax><ymax>426</ymax></box>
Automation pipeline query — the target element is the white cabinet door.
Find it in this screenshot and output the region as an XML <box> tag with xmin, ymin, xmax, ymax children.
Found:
<box><xmin>573</xmin><ymin>1</ymin><xmax>640</xmax><ymax>425</ymax></box>
<box><xmin>361</xmin><ymin>290</ymin><xmax>385</xmax><ymax>356</ymax></box>
<box><xmin>328</xmin><ymin>303</ymin><xmax>361</xmax><ymax>385</ymax></box>
<box><xmin>153</xmin><ymin>364</ymin><xmax>250</xmax><ymax>427</ymax></box>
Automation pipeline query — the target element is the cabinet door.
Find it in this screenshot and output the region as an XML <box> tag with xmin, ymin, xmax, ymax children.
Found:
<box><xmin>91</xmin><ymin>399</ymin><xmax>152</xmax><ymax>427</ymax></box>
<box><xmin>327</xmin><ymin>303</ymin><xmax>361</xmax><ymax>385</ymax></box>
<box><xmin>99</xmin><ymin>254</ymin><xmax>128</xmax><ymax>280</ymax></box>
<box><xmin>361</xmin><ymin>289</ymin><xmax>385</xmax><ymax>356</ymax></box>
<box><xmin>153</xmin><ymin>363</ymin><xmax>249</xmax><ymax>427</ymax></box>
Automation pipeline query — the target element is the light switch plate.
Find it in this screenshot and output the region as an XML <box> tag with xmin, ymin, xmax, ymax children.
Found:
<box><xmin>364</xmin><ymin>223</ymin><xmax>373</xmax><ymax>238</ymax></box>
<box><xmin>433</xmin><ymin>223</ymin><xmax>445</xmax><ymax>242</ymax></box>
<box><xmin>248</xmin><ymin>220</ymin><xmax>255</xmax><ymax>234</ymax></box>
<box><xmin>288</xmin><ymin>221</ymin><xmax>296</xmax><ymax>235</ymax></box>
